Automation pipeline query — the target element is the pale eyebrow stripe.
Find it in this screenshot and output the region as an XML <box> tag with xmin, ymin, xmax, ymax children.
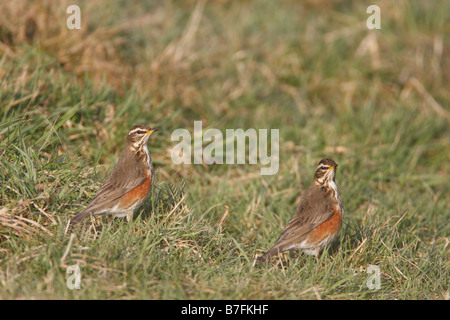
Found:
<box><xmin>128</xmin><ymin>127</ymin><xmax>145</xmax><ymax>135</ymax></box>
<box><xmin>317</xmin><ymin>163</ymin><xmax>329</xmax><ymax>169</ymax></box>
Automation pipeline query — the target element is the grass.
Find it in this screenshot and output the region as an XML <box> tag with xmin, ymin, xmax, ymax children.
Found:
<box><xmin>0</xmin><ymin>0</ymin><xmax>449</xmax><ymax>300</ymax></box>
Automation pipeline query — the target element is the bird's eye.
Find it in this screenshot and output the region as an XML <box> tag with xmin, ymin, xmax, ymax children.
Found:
<box><xmin>137</xmin><ymin>130</ymin><xmax>145</xmax><ymax>134</ymax></box>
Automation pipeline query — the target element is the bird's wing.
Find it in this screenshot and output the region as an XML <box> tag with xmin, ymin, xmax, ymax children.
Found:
<box><xmin>82</xmin><ymin>158</ymin><xmax>148</xmax><ymax>213</ymax></box>
<box><xmin>271</xmin><ymin>186</ymin><xmax>335</xmax><ymax>248</ymax></box>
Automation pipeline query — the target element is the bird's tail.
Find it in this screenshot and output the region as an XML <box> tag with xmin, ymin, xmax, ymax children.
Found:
<box><xmin>69</xmin><ymin>210</ymin><xmax>92</xmax><ymax>226</ymax></box>
<box><xmin>256</xmin><ymin>246</ymin><xmax>281</xmax><ymax>263</ymax></box>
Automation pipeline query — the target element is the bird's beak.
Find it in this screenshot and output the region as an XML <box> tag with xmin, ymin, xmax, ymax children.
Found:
<box><xmin>328</xmin><ymin>166</ymin><xmax>335</xmax><ymax>171</ymax></box>
<box><xmin>146</xmin><ymin>128</ymin><xmax>158</xmax><ymax>135</ymax></box>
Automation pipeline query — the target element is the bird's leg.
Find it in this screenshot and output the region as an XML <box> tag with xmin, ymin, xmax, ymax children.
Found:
<box><xmin>314</xmin><ymin>247</ymin><xmax>320</xmax><ymax>260</ymax></box>
<box><xmin>126</xmin><ymin>210</ymin><xmax>133</xmax><ymax>222</ymax></box>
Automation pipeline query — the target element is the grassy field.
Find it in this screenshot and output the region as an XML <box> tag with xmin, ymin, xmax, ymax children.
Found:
<box><xmin>0</xmin><ymin>0</ymin><xmax>449</xmax><ymax>300</ymax></box>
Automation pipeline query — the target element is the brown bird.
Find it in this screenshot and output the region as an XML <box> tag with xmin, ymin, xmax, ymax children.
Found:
<box><xmin>69</xmin><ymin>124</ymin><xmax>158</xmax><ymax>226</ymax></box>
<box><xmin>257</xmin><ymin>158</ymin><xmax>344</xmax><ymax>262</ymax></box>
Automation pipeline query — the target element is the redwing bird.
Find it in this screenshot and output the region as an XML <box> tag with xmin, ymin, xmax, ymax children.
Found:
<box><xmin>69</xmin><ymin>124</ymin><xmax>157</xmax><ymax>226</ymax></box>
<box><xmin>257</xmin><ymin>158</ymin><xmax>344</xmax><ymax>262</ymax></box>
